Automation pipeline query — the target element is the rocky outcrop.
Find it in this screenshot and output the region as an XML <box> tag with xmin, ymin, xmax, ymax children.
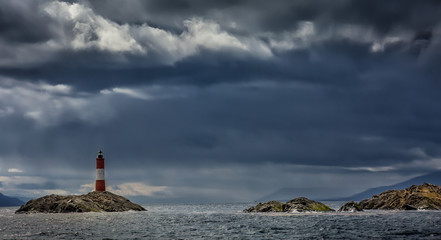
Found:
<box><xmin>285</xmin><ymin>197</ymin><xmax>335</xmax><ymax>212</ymax></box>
<box><xmin>244</xmin><ymin>197</ymin><xmax>334</xmax><ymax>213</ymax></box>
<box><xmin>338</xmin><ymin>201</ymin><xmax>363</xmax><ymax>212</ymax></box>
<box><xmin>244</xmin><ymin>200</ymin><xmax>285</xmax><ymax>212</ymax></box>
<box><xmin>15</xmin><ymin>191</ymin><xmax>146</xmax><ymax>214</ymax></box>
<box><xmin>359</xmin><ymin>183</ymin><xmax>441</xmax><ymax>210</ymax></box>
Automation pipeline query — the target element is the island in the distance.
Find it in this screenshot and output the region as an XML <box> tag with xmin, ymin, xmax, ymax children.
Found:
<box><xmin>15</xmin><ymin>191</ymin><xmax>145</xmax><ymax>214</ymax></box>
<box><xmin>16</xmin><ymin>151</ymin><xmax>145</xmax><ymax>214</ymax></box>
<box><xmin>244</xmin><ymin>197</ymin><xmax>334</xmax><ymax>213</ymax></box>
<box><xmin>357</xmin><ymin>182</ymin><xmax>441</xmax><ymax>210</ymax></box>
<box><xmin>245</xmin><ymin>183</ymin><xmax>441</xmax><ymax>213</ymax></box>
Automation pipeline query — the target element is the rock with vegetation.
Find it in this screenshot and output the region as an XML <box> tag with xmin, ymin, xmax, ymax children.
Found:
<box><xmin>338</xmin><ymin>201</ymin><xmax>363</xmax><ymax>212</ymax></box>
<box><xmin>244</xmin><ymin>197</ymin><xmax>334</xmax><ymax>213</ymax></box>
<box><xmin>244</xmin><ymin>200</ymin><xmax>285</xmax><ymax>212</ymax></box>
<box><xmin>359</xmin><ymin>183</ymin><xmax>441</xmax><ymax>210</ymax></box>
<box><xmin>285</xmin><ymin>197</ymin><xmax>334</xmax><ymax>212</ymax></box>
<box><xmin>15</xmin><ymin>191</ymin><xmax>146</xmax><ymax>214</ymax></box>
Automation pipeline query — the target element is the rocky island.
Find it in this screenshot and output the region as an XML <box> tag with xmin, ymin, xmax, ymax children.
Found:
<box><xmin>15</xmin><ymin>191</ymin><xmax>146</xmax><ymax>214</ymax></box>
<box><xmin>338</xmin><ymin>201</ymin><xmax>363</xmax><ymax>212</ymax></box>
<box><xmin>244</xmin><ymin>197</ymin><xmax>334</xmax><ymax>213</ymax></box>
<box><xmin>246</xmin><ymin>183</ymin><xmax>441</xmax><ymax>213</ymax></box>
<box><xmin>357</xmin><ymin>183</ymin><xmax>441</xmax><ymax>210</ymax></box>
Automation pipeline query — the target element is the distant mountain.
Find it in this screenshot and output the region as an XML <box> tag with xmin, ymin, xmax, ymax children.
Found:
<box><xmin>326</xmin><ymin>171</ymin><xmax>441</xmax><ymax>201</ymax></box>
<box><xmin>257</xmin><ymin>171</ymin><xmax>441</xmax><ymax>202</ymax></box>
<box><xmin>0</xmin><ymin>192</ymin><xmax>25</xmax><ymax>206</ymax></box>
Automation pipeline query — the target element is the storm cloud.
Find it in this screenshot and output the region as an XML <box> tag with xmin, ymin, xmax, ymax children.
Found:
<box><xmin>0</xmin><ymin>0</ymin><xmax>440</xmax><ymax>202</ymax></box>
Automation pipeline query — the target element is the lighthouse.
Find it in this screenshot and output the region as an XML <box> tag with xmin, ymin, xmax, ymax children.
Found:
<box><xmin>95</xmin><ymin>150</ymin><xmax>106</xmax><ymax>192</ymax></box>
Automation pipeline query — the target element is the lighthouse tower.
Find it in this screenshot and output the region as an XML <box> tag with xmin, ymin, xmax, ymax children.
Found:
<box><xmin>95</xmin><ymin>150</ymin><xmax>106</xmax><ymax>192</ymax></box>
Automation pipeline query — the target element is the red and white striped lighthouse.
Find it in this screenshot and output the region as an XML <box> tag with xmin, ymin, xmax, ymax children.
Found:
<box><xmin>95</xmin><ymin>150</ymin><xmax>106</xmax><ymax>192</ymax></box>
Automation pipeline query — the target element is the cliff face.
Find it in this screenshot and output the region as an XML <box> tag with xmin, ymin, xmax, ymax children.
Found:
<box><xmin>15</xmin><ymin>191</ymin><xmax>146</xmax><ymax>214</ymax></box>
<box><xmin>359</xmin><ymin>183</ymin><xmax>441</xmax><ymax>210</ymax></box>
<box><xmin>244</xmin><ymin>197</ymin><xmax>334</xmax><ymax>213</ymax></box>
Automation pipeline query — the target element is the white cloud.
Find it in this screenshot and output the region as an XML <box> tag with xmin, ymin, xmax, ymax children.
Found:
<box><xmin>0</xmin><ymin>175</ymin><xmax>46</xmax><ymax>186</ymax></box>
<box><xmin>134</xmin><ymin>17</ymin><xmax>273</xmax><ymax>62</ymax></box>
<box><xmin>133</xmin><ymin>24</ymin><xmax>192</xmax><ymax>63</ymax></box>
<box><xmin>78</xmin><ymin>183</ymin><xmax>94</xmax><ymax>193</ymax></box>
<box><xmin>0</xmin><ymin>1</ymin><xmax>277</xmax><ymax>67</ymax></box>
<box><xmin>371</xmin><ymin>36</ymin><xmax>407</xmax><ymax>53</ymax></box>
<box><xmin>7</xmin><ymin>168</ymin><xmax>24</xmax><ymax>173</ymax></box>
<box><xmin>41</xmin><ymin>2</ymin><xmax>273</xmax><ymax>63</ymax></box>
<box><xmin>100</xmin><ymin>85</ymin><xmax>196</xmax><ymax>101</ymax></box>
<box><xmin>38</xmin><ymin>83</ymin><xmax>72</xmax><ymax>94</ymax></box>
<box><xmin>181</xmin><ymin>18</ymin><xmax>274</xmax><ymax>58</ymax></box>
<box><xmin>24</xmin><ymin>111</ymin><xmax>43</xmax><ymax>121</ymax></box>
<box><xmin>346</xmin><ymin>166</ymin><xmax>397</xmax><ymax>172</ymax></box>
<box><xmin>0</xmin><ymin>76</ymin><xmax>196</xmax><ymax>128</ymax></box>
<box><xmin>268</xmin><ymin>21</ymin><xmax>412</xmax><ymax>54</ymax></box>
<box><xmin>44</xmin><ymin>1</ymin><xmax>144</xmax><ymax>54</ymax></box>
<box><xmin>270</xmin><ymin>21</ymin><xmax>316</xmax><ymax>50</ymax></box>
<box><xmin>107</xmin><ymin>182</ymin><xmax>170</xmax><ymax>197</ymax></box>
<box><xmin>0</xmin><ymin>1</ymin><xmax>422</xmax><ymax>68</ymax></box>
<box><xmin>182</xmin><ymin>18</ymin><xmax>248</xmax><ymax>51</ymax></box>
<box><xmin>101</xmin><ymin>87</ymin><xmax>152</xmax><ymax>100</ymax></box>
<box><xmin>27</xmin><ymin>189</ymin><xmax>69</xmax><ymax>196</ymax></box>
<box><xmin>0</xmin><ymin>76</ymin><xmax>115</xmax><ymax>127</ymax></box>
<box><xmin>32</xmin><ymin>1</ymin><xmax>277</xmax><ymax>65</ymax></box>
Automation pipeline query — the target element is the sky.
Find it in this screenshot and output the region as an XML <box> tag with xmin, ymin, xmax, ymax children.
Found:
<box><xmin>0</xmin><ymin>0</ymin><xmax>441</xmax><ymax>203</ymax></box>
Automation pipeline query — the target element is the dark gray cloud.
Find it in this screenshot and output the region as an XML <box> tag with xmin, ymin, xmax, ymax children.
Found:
<box><xmin>0</xmin><ymin>0</ymin><xmax>54</xmax><ymax>43</ymax></box>
<box><xmin>87</xmin><ymin>0</ymin><xmax>441</xmax><ymax>35</ymax></box>
<box><xmin>0</xmin><ymin>0</ymin><xmax>440</xmax><ymax>201</ymax></box>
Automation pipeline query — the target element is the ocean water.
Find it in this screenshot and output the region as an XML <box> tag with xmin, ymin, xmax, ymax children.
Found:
<box><xmin>1</xmin><ymin>202</ymin><xmax>441</xmax><ymax>239</ymax></box>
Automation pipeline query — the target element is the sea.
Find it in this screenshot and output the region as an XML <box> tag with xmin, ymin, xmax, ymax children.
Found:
<box><xmin>1</xmin><ymin>202</ymin><xmax>441</xmax><ymax>239</ymax></box>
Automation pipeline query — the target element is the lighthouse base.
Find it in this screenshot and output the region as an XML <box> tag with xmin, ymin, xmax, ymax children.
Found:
<box><xmin>95</xmin><ymin>180</ymin><xmax>106</xmax><ymax>192</ymax></box>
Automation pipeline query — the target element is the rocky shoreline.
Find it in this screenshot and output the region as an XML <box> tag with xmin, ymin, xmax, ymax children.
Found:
<box><xmin>245</xmin><ymin>183</ymin><xmax>441</xmax><ymax>213</ymax></box>
<box><xmin>358</xmin><ymin>183</ymin><xmax>441</xmax><ymax>210</ymax></box>
<box><xmin>16</xmin><ymin>191</ymin><xmax>146</xmax><ymax>214</ymax></box>
<box><xmin>15</xmin><ymin>183</ymin><xmax>441</xmax><ymax>214</ymax></box>
<box><xmin>244</xmin><ymin>197</ymin><xmax>334</xmax><ymax>213</ymax></box>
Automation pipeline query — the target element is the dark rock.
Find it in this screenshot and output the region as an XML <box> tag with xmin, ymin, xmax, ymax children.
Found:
<box><xmin>244</xmin><ymin>200</ymin><xmax>285</xmax><ymax>212</ymax></box>
<box><xmin>15</xmin><ymin>191</ymin><xmax>146</xmax><ymax>214</ymax></box>
<box><xmin>244</xmin><ymin>197</ymin><xmax>334</xmax><ymax>213</ymax></box>
<box><xmin>402</xmin><ymin>204</ymin><xmax>417</xmax><ymax>210</ymax></box>
<box><xmin>338</xmin><ymin>201</ymin><xmax>363</xmax><ymax>212</ymax></box>
<box><xmin>359</xmin><ymin>183</ymin><xmax>441</xmax><ymax>210</ymax></box>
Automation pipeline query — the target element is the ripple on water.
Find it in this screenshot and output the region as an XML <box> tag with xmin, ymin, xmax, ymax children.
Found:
<box><xmin>1</xmin><ymin>204</ymin><xmax>441</xmax><ymax>239</ymax></box>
